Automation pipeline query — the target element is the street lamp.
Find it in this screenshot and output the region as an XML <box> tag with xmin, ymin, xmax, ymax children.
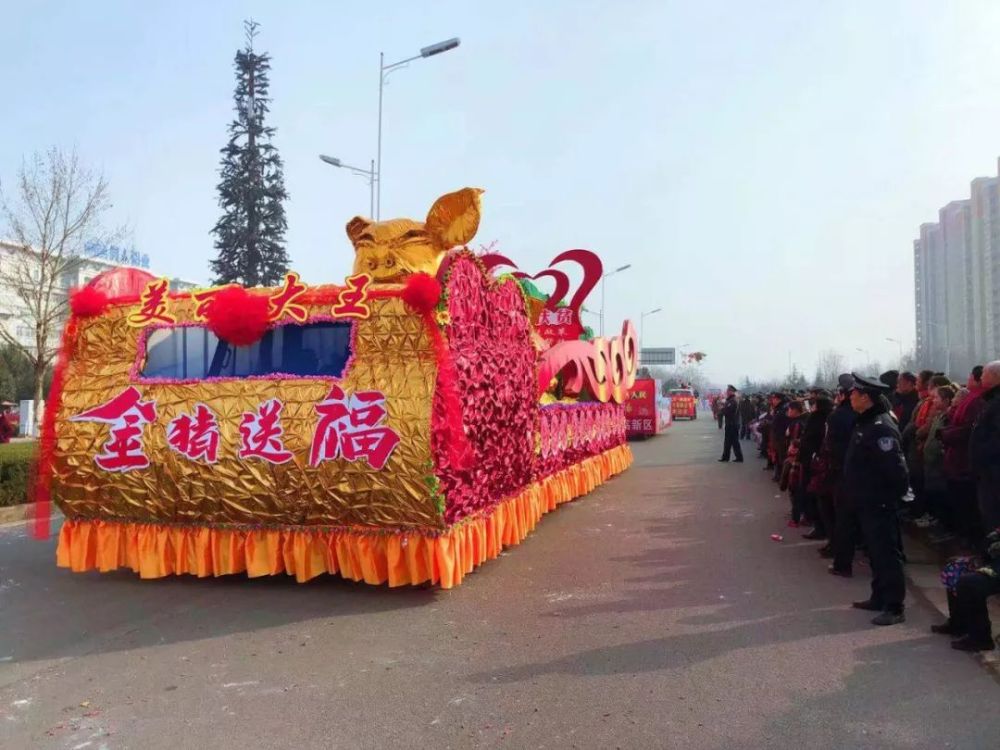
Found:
<box><xmin>640</xmin><ymin>307</ymin><xmax>661</xmax><ymax>352</ymax></box>
<box><xmin>600</xmin><ymin>263</ymin><xmax>631</xmax><ymax>337</ymax></box>
<box><xmin>856</xmin><ymin>347</ymin><xmax>871</xmax><ymax>371</ymax></box>
<box><xmin>579</xmin><ymin>306</ymin><xmax>599</xmax><ymax>337</ymax></box>
<box><xmin>377</xmin><ymin>37</ymin><xmax>460</xmax><ymax>219</ymax></box>
<box><xmin>319</xmin><ymin>154</ymin><xmax>377</xmax><ymax>217</ymax></box>
<box><xmin>886</xmin><ymin>337</ymin><xmax>903</xmax><ymax>363</ymax></box>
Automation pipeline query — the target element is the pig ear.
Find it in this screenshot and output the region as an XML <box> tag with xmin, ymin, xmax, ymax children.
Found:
<box><xmin>346</xmin><ymin>216</ymin><xmax>370</xmax><ymax>247</ymax></box>
<box><xmin>425</xmin><ymin>188</ymin><xmax>484</xmax><ymax>249</ymax></box>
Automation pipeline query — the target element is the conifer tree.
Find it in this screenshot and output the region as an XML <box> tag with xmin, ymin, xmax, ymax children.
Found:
<box><xmin>210</xmin><ymin>20</ymin><xmax>290</xmax><ymax>287</ymax></box>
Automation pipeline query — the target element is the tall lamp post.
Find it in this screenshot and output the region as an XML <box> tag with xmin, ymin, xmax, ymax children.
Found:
<box><xmin>600</xmin><ymin>263</ymin><xmax>632</xmax><ymax>337</ymax></box>
<box><xmin>856</xmin><ymin>347</ymin><xmax>871</xmax><ymax>371</ymax></box>
<box><xmin>319</xmin><ymin>155</ymin><xmax>376</xmax><ymax>217</ymax></box>
<box><xmin>579</xmin><ymin>307</ymin><xmax>599</xmax><ymax>339</ymax></box>
<box><xmin>886</xmin><ymin>337</ymin><xmax>903</xmax><ymax>364</ymax></box>
<box><xmin>377</xmin><ymin>37</ymin><xmax>460</xmax><ymax>219</ymax></box>
<box><xmin>640</xmin><ymin>307</ymin><xmax>661</xmax><ymax>352</ymax></box>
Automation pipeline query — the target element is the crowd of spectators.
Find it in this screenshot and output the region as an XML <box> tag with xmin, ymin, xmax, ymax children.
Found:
<box><xmin>736</xmin><ymin>362</ymin><xmax>1000</xmax><ymax>650</ymax></box>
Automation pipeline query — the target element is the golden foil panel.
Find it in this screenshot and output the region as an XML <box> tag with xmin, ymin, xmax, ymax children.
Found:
<box><xmin>52</xmin><ymin>295</ymin><xmax>443</xmax><ymax>529</ymax></box>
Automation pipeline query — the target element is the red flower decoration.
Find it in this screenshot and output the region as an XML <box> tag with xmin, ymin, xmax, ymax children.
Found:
<box><xmin>430</xmin><ymin>252</ymin><xmax>630</xmax><ymax>523</ymax></box>
<box><xmin>70</xmin><ymin>286</ymin><xmax>110</xmax><ymax>317</ymax></box>
<box><xmin>402</xmin><ymin>272</ymin><xmax>442</xmax><ymax>315</ymax></box>
<box><xmin>204</xmin><ymin>286</ymin><xmax>271</xmax><ymax>347</ymax></box>
<box><xmin>431</xmin><ymin>256</ymin><xmax>538</xmax><ymax>522</ymax></box>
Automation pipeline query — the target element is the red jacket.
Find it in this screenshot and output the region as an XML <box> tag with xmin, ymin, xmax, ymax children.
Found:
<box><xmin>914</xmin><ymin>395</ymin><xmax>934</xmax><ymax>430</ymax></box>
<box><xmin>941</xmin><ymin>388</ymin><xmax>985</xmax><ymax>481</ymax></box>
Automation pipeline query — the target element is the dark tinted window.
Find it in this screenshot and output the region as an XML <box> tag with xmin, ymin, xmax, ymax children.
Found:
<box><xmin>140</xmin><ymin>322</ymin><xmax>353</xmax><ymax>380</ymax></box>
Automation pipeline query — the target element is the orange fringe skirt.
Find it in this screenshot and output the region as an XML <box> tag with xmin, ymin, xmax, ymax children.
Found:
<box><xmin>56</xmin><ymin>444</ymin><xmax>632</xmax><ymax>589</ymax></box>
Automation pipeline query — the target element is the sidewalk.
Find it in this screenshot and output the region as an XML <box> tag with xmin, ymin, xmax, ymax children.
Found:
<box><xmin>901</xmin><ymin>521</ymin><xmax>1000</xmax><ymax>675</ymax></box>
<box><xmin>0</xmin><ymin>503</ymin><xmax>60</xmax><ymax>526</ymax></box>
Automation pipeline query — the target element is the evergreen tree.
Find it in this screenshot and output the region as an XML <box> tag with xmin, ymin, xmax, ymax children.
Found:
<box><xmin>210</xmin><ymin>20</ymin><xmax>290</xmax><ymax>287</ymax></box>
<box><xmin>782</xmin><ymin>364</ymin><xmax>809</xmax><ymax>391</ymax></box>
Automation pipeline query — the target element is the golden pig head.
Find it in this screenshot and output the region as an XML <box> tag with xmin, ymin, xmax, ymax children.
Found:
<box><xmin>347</xmin><ymin>187</ymin><xmax>484</xmax><ymax>282</ymax></box>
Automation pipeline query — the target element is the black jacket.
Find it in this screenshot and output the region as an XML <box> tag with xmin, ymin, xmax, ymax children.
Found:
<box><xmin>826</xmin><ymin>400</ymin><xmax>856</xmax><ymax>474</ymax></box>
<box><xmin>800</xmin><ymin>405</ymin><xmax>831</xmax><ymax>467</ymax></box>
<box><xmin>894</xmin><ymin>390</ymin><xmax>919</xmax><ymax>432</ymax></box>
<box><xmin>971</xmin><ymin>385</ymin><xmax>1000</xmax><ymax>529</ymax></box>
<box><xmin>971</xmin><ymin>386</ymin><xmax>1000</xmax><ymax>476</ymax></box>
<box><xmin>770</xmin><ymin>402</ymin><xmax>791</xmax><ymax>456</ymax></box>
<box><xmin>843</xmin><ymin>405</ymin><xmax>909</xmax><ymax>512</ymax></box>
<box><xmin>722</xmin><ymin>395</ymin><xmax>739</xmax><ymax>429</ymax></box>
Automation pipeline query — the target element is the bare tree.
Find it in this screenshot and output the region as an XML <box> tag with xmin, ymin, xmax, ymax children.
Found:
<box><xmin>898</xmin><ymin>348</ymin><xmax>918</xmax><ymax>373</ymax></box>
<box><xmin>656</xmin><ymin>363</ymin><xmax>710</xmax><ymax>394</ymax></box>
<box><xmin>848</xmin><ymin>358</ymin><xmax>883</xmax><ymax>378</ymax></box>
<box><xmin>813</xmin><ymin>349</ymin><xmax>847</xmax><ymax>389</ymax></box>
<box><xmin>0</xmin><ymin>148</ymin><xmax>114</xmax><ymax>430</ymax></box>
<box><xmin>783</xmin><ymin>364</ymin><xmax>809</xmax><ymax>390</ymax></box>
<box><xmin>740</xmin><ymin>375</ymin><xmax>783</xmax><ymax>393</ymax></box>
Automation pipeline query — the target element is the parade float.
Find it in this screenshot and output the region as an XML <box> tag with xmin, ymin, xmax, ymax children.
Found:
<box><xmin>625</xmin><ymin>378</ymin><xmax>672</xmax><ymax>438</ymax></box>
<box><xmin>38</xmin><ymin>188</ymin><xmax>637</xmax><ymax>588</ymax></box>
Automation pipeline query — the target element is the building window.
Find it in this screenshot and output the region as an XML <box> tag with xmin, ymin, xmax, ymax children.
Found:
<box><xmin>15</xmin><ymin>326</ymin><xmax>33</xmax><ymax>340</ymax></box>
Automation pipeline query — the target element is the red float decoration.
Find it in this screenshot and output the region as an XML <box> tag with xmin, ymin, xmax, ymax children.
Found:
<box><xmin>70</xmin><ymin>286</ymin><xmax>110</xmax><ymax>318</ymax></box>
<box><xmin>401</xmin><ymin>272</ymin><xmax>442</xmax><ymax>314</ymax></box>
<box><xmin>482</xmin><ymin>248</ymin><xmax>603</xmax><ymax>345</ymax></box>
<box><xmin>203</xmin><ymin>286</ymin><xmax>271</xmax><ymax>347</ymax></box>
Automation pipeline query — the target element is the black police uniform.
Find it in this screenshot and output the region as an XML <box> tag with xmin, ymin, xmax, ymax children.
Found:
<box><xmin>827</xmin><ymin>397</ymin><xmax>858</xmax><ymax>574</ymax></box>
<box><xmin>842</xmin><ymin>374</ymin><xmax>909</xmax><ymax>623</ymax></box>
<box><xmin>719</xmin><ymin>392</ymin><xmax>743</xmax><ymax>462</ymax></box>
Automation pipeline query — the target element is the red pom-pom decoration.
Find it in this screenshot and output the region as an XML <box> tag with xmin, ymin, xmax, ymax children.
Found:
<box><xmin>204</xmin><ymin>286</ymin><xmax>271</xmax><ymax>347</ymax></box>
<box><xmin>70</xmin><ymin>286</ymin><xmax>110</xmax><ymax>318</ymax></box>
<box><xmin>401</xmin><ymin>272</ymin><xmax>442</xmax><ymax>314</ymax></box>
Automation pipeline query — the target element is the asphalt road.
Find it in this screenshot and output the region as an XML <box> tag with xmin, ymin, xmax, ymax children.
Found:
<box><xmin>2</xmin><ymin>416</ymin><xmax>999</xmax><ymax>749</ymax></box>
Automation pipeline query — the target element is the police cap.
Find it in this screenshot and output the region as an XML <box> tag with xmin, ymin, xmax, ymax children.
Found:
<box><xmin>848</xmin><ymin>373</ymin><xmax>892</xmax><ymax>397</ymax></box>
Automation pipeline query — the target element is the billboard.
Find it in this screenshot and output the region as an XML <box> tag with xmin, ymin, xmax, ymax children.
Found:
<box><xmin>640</xmin><ymin>347</ymin><xmax>675</xmax><ymax>365</ymax></box>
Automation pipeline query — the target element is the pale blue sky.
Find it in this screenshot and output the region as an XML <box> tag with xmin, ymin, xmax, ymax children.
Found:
<box><xmin>4</xmin><ymin>1</ymin><xmax>1000</xmax><ymax>382</ymax></box>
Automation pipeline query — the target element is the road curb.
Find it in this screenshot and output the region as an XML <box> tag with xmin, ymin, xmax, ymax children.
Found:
<box><xmin>0</xmin><ymin>503</ymin><xmax>33</xmax><ymax>525</ymax></box>
<box><xmin>0</xmin><ymin>503</ymin><xmax>62</xmax><ymax>527</ymax></box>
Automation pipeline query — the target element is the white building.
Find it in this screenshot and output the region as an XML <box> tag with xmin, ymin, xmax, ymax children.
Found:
<box><xmin>914</xmin><ymin>237</ymin><xmax>928</xmax><ymax>366</ymax></box>
<box><xmin>914</xmin><ymin>158</ymin><xmax>1000</xmax><ymax>375</ymax></box>
<box><xmin>0</xmin><ymin>239</ymin><xmax>200</xmax><ymax>352</ymax></box>
<box><xmin>915</xmin><ymin>222</ymin><xmax>948</xmax><ymax>371</ymax></box>
<box><xmin>940</xmin><ymin>200</ymin><xmax>974</xmax><ymax>376</ymax></box>
<box><xmin>970</xmin><ymin>174</ymin><xmax>998</xmax><ymax>358</ymax></box>
<box><xmin>972</xmin><ymin>170</ymin><xmax>1000</xmax><ymax>358</ymax></box>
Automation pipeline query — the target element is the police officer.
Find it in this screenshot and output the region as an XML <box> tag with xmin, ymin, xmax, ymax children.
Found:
<box><xmin>827</xmin><ymin>375</ymin><xmax>859</xmax><ymax>574</ymax></box>
<box><xmin>843</xmin><ymin>373</ymin><xmax>910</xmax><ymax>625</ymax></box>
<box><xmin>718</xmin><ymin>385</ymin><xmax>744</xmax><ymax>463</ymax></box>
